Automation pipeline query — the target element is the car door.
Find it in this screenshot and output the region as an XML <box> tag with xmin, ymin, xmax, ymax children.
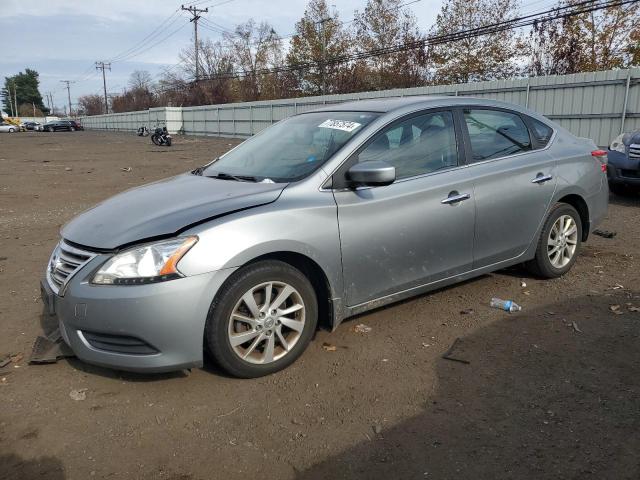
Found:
<box><xmin>459</xmin><ymin>108</ymin><xmax>557</xmax><ymax>268</ymax></box>
<box><xmin>332</xmin><ymin>109</ymin><xmax>476</xmax><ymax>307</ymax></box>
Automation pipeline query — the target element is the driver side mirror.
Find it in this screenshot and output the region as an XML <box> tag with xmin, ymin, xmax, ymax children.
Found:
<box><xmin>347</xmin><ymin>160</ymin><xmax>396</xmax><ymax>187</ymax></box>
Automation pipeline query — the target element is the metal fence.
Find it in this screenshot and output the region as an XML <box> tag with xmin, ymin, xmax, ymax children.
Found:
<box><xmin>80</xmin><ymin>68</ymin><xmax>640</xmax><ymax>147</ymax></box>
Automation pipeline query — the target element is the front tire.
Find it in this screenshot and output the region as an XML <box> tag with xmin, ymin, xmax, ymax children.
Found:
<box><xmin>70</xmin><ymin>127</ymin><xmax>76</xmax><ymax>132</ymax></box>
<box><xmin>205</xmin><ymin>260</ymin><xmax>318</xmax><ymax>378</ymax></box>
<box><xmin>527</xmin><ymin>203</ymin><xmax>582</xmax><ymax>278</ymax></box>
<box><xmin>165</xmin><ymin>137</ymin><xmax>172</xmax><ymax>146</ymax></box>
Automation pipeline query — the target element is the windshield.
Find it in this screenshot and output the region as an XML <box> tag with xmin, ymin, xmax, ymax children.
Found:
<box><xmin>202</xmin><ymin>111</ymin><xmax>379</xmax><ymax>182</ymax></box>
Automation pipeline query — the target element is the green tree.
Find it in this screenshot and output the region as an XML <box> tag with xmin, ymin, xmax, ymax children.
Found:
<box><xmin>286</xmin><ymin>0</ymin><xmax>356</xmax><ymax>96</ymax></box>
<box><xmin>353</xmin><ymin>0</ymin><xmax>428</xmax><ymax>90</ymax></box>
<box><xmin>2</xmin><ymin>69</ymin><xmax>48</xmax><ymax>116</ymax></box>
<box><xmin>430</xmin><ymin>0</ymin><xmax>525</xmax><ymax>84</ymax></box>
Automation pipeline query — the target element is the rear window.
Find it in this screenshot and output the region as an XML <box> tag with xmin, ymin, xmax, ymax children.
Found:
<box><xmin>529</xmin><ymin>118</ymin><xmax>553</xmax><ymax>147</ymax></box>
<box><xmin>463</xmin><ymin>109</ymin><xmax>532</xmax><ymax>162</ymax></box>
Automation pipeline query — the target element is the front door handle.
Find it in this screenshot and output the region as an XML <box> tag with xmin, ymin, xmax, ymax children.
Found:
<box><xmin>441</xmin><ymin>192</ymin><xmax>471</xmax><ymax>205</ymax></box>
<box><xmin>531</xmin><ymin>173</ymin><xmax>553</xmax><ymax>184</ymax></box>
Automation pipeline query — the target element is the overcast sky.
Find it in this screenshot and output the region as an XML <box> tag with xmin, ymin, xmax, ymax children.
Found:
<box><xmin>0</xmin><ymin>0</ymin><xmax>453</xmax><ymax>110</ymax></box>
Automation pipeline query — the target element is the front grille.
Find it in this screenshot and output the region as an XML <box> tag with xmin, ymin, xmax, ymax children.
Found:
<box><xmin>629</xmin><ymin>144</ymin><xmax>640</xmax><ymax>159</ymax></box>
<box><xmin>47</xmin><ymin>241</ymin><xmax>95</xmax><ymax>295</ymax></box>
<box><xmin>81</xmin><ymin>331</ymin><xmax>159</xmax><ymax>355</ymax></box>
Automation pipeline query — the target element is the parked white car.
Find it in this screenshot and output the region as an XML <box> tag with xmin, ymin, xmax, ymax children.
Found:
<box><xmin>0</xmin><ymin>123</ymin><xmax>19</xmax><ymax>133</ymax></box>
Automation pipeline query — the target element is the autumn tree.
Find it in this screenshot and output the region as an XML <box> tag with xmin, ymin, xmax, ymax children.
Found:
<box><xmin>2</xmin><ymin>69</ymin><xmax>48</xmax><ymax>116</ymax></box>
<box><xmin>353</xmin><ymin>0</ymin><xmax>428</xmax><ymax>90</ymax></box>
<box><xmin>630</xmin><ymin>27</ymin><xmax>640</xmax><ymax>65</ymax></box>
<box><xmin>430</xmin><ymin>0</ymin><xmax>525</xmax><ymax>84</ymax></box>
<box><xmin>529</xmin><ymin>0</ymin><xmax>640</xmax><ymax>75</ymax></box>
<box><xmin>286</xmin><ymin>0</ymin><xmax>356</xmax><ymax>96</ymax></box>
<box><xmin>77</xmin><ymin>94</ymin><xmax>105</xmax><ymax>116</ymax></box>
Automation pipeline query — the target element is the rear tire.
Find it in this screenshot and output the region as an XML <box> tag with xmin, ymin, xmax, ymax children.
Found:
<box><xmin>70</xmin><ymin>127</ymin><xmax>76</xmax><ymax>132</ymax></box>
<box><xmin>205</xmin><ymin>260</ymin><xmax>318</xmax><ymax>378</ymax></box>
<box><xmin>151</xmin><ymin>134</ymin><xmax>160</xmax><ymax>146</ymax></box>
<box><xmin>527</xmin><ymin>203</ymin><xmax>582</xmax><ymax>279</ymax></box>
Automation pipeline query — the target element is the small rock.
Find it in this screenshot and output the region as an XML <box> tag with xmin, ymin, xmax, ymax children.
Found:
<box><xmin>321</xmin><ymin>342</ymin><xmax>336</xmax><ymax>352</ymax></box>
<box><xmin>64</xmin><ymin>167</ymin><xmax>72</xmax><ymax>171</ymax></box>
<box><xmin>373</xmin><ymin>425</ymin><xmax>382</xmax><ymax>435</ymax></box>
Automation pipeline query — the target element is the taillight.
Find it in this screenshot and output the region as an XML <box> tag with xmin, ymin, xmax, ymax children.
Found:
<box><xmin>591</xmin><ymin>150</ymin><xmax>608</xmax><ymax>173</ymax></box>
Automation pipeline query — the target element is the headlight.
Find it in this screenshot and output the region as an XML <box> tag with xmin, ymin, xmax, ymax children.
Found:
<box><xmin>610</xmin><ymin>134</ymin><xmax>625</xmax><ymax>153</ymax></box>
<box><xmin>92</xmin><ymin>236</ymin><xmax>198</xmax><ymax>285</ymax></box>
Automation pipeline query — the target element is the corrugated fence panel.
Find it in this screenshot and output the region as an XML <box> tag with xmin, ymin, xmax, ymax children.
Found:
<box><xmin>80</xmin><ymin>68</ymin><xmax>640</xmax><ymax>146</ymax></box>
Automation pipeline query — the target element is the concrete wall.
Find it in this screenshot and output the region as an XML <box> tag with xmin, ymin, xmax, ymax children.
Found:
<box><xmin>80</xmin><ymin>68</ymin><xmax>640</xmax><ymax>147</ymax></box>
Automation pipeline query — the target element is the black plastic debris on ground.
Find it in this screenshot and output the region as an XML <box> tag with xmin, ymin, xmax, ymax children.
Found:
<box><xmin>29</xmin><ymin>329</ymin><xmax>75</xmax><ymax>364</ymax></box>
<box><xmin>593</xmin><ymin>229</ymin><xmax>617</xmax><ymax>239</ymax></box>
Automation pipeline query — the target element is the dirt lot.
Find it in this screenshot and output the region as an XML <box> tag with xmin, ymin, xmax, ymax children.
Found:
<box><xmin>1</xmin><ymin>130</ymin><xmax>639</xmax><ymax>479</ymax></box>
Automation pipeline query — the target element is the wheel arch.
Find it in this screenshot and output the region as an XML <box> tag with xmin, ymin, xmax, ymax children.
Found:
<box><xmin>556</xmin><ymin>193</ymin><xmax>590</xmax><ymax>241</ymax></box>
<box><xmin>241</xmin><ymin>251</ymin><xmax>336</xmax><ymax>331</ymax></box>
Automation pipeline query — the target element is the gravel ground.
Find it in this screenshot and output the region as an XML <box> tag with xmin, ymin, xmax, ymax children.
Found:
<box><xmin>1</xmin><ymin>130</ymin><xmax>639</xmax><ymax>480</ymax></box>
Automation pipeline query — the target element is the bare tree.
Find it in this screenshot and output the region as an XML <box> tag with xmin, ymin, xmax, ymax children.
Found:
<box><xmin>530</xmin><ymin>0</ymin><xmax>640</xmax><ymax>75</ymax></box>
<box><xmin>128</xmin><ymin>70</ymin><xmax>153</xmax><ymax>90</ymax></box>
<box><xmin>77</xmin><ymin>94</ymin><xmax>105</xmax><ymax>115</ymax></box>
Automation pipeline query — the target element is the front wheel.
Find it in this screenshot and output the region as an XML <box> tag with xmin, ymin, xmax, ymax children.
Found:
<box><xmin>70</xmin><ymin>127</ymin><xmax>76</xmax><ymax>132</ymax></box>
<box><xmin>527</xmin><ymin>203</ymin><xmax>582</xmax><ymax>278</ymax></box>
<box><xmin>165</xmin><ymin>137</ymin><xmax>172</xmax><ymax>146</ymax></box>
<box><xmin>8</xmin><ymin>128</ymin><xmax>15</xmax><ymax>133</ymax></box>
<box><xmin>205</xmin><ymin>260</ymin><xmax>318</xmax><ymax>378</ymax></box>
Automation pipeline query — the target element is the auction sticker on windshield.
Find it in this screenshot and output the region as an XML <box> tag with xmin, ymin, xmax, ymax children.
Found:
<box><xmin>318</xmin><ymin>119</ymin><xmax>362</xmax><ymax>132</ymax></box>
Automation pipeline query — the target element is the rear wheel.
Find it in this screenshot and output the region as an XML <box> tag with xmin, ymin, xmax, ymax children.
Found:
<box><xmin>8</xmin><ymin>128</ymin><xmax>15</xmax><ymax>133</ymax></box>
<box><xmin>205</xmin><ymin>260</ymin><xmax>318</xmax><ymax>378</ymax></box>
<box><xmin>151</xmin><ymin>134</ymin><xmax>160</xmax><ymax>145</ymax></box>
<box><xmin>70</xmin><ymin>127</ymin><xmax>76</xmax><ymax>132</ymax></box>
<box><xmin>527</xmin><ymin>203</ymin><xmax>582</xmax><ymax>278</ymax></box>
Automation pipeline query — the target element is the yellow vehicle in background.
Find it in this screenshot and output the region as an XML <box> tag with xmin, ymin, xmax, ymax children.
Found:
<box><xmin>4</xmin><ymin>117</ymin><xmax>26</xmax><ymax>131</ymax></box>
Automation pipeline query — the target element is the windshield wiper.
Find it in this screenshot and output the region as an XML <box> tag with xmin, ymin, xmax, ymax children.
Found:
<box><xmin>209</xmin><ymin>172</ymin><xmax>260</xmax><ymax>182</ymax></box>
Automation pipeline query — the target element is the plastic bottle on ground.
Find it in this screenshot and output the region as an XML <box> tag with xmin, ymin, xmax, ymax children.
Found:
<box><xmin>490</xmin><ymin>298</ymin><xmax>521</xmax><ymax>313</ymax></box>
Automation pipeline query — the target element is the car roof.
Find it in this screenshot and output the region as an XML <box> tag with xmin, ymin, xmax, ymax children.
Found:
<box><xmin>312</xmin><ymin>95</ymin><xmax>530</xmax><ymax>114</ymax></box>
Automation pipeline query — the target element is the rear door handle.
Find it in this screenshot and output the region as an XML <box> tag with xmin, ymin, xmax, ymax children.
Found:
<box><xmin>531</xmin><ymin>174</ymin><xmax>553</xmax><ymax>184</ymax></box>
<box><xmin>441</xmin><ymin>192</ymin><xmax>471</xmax><ymax>205</ymax></box>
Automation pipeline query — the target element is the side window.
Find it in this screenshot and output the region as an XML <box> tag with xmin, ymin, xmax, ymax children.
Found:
<box><xmin>529</xmin><ymin>118</ymin><xmax>553</xmax><ymax>147</ymax></box>
<box><xmin>463</xmin><ymin>109</ymin><xmax>532</xmax><ymax>162</ymax></box>
<box><xmin>357</xmin><ymin>111</ymin><xmax>458</xmax><ymax>180</ymax></box>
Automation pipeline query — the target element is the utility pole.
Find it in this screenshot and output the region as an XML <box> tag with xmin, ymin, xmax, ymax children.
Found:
<box><xmin>12</xmin><ymin>81</ymin><xmax>18</xmax><ymax>117</ymax></box>
<box><xmin>318</xmin><ymin>17</ymin><xmax>330</xmax><ymax>96</ymax></box>
<box><xmin>6</xmin><ymin>84</ymin><xmax>14</xmax><ymax>117</ymax></box>
<box><xmin>95</xmin><ymin>61</ymin><xmax>111</xmax><ymax>113</ymax></box>
<box><xmin>60</xmin><ymin>80</ymin><xmax>74</xmax><ymax>117</ymax></box>
<box><xmin>49</xmin><ymin>93</ymin><xmax>54</xmax><ymax>116</ymax></box>
<box><xmin>181</xmin><ymin>4</ymin><xmax>208</xmax><ymax>80</ymax></box>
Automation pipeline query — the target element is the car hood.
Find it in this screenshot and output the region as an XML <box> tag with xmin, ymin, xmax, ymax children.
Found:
<box><xmin>62</xmin><ymin>173</ymin><xmax>287</xmax><ymax>249</ymax></box>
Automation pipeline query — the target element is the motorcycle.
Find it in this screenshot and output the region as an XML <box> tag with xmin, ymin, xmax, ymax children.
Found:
<box><xmin>137</xmin><ymin>126</ymin><xmax>149</xmax><ymax>137</ymax></box>
<box><xmin>151</xmin><ymin>126</ymin><xmax>171</xmax><ymax>146</ymax></box>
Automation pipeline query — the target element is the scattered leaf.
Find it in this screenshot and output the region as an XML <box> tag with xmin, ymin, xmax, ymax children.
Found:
<box><xmin>321</xmin><ymin>342</ymin><xmax>337</xmax><ymax>352</ymax></box>
<box><xmin>352</xmin><ymin>324</ymin><xmax>372</xmax><ymax>334</ymax></box>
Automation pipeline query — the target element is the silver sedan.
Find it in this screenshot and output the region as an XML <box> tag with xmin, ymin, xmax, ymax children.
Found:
<box><xmin>41</xmin><ymin>97</ymin><xmax>608</xmax><ymax>378</ymax></box>
<box><xmin>0</xmin><ymin>123</ymin><xmax>19</xmax><ymax>133</ymax></box>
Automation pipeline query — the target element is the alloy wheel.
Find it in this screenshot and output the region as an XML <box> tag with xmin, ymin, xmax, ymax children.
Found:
<box><xmin>228</xmin><ymin>281</ymin><xmax>306</xmax><ymax>365</ymax></box>
<box><xmin>547</xmin><ymin>214</ymin><xmax>578</xmax><ymax>268</ymax></box>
